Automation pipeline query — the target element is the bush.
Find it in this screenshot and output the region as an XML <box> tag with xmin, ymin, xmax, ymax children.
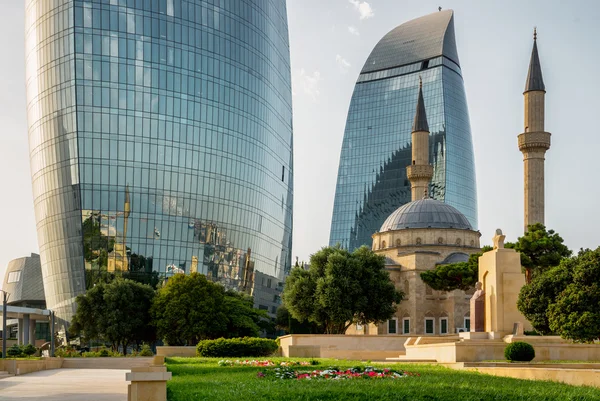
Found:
<box><xmin>504</xmin><ymin>341</ymin><xmax>535</xmax><ymax>362</ymax></box>
<box><xmin>22</xmin><ymin>344</ymin><xmax>37</xmax><ymax>357</ymax></box>
<box><xmin>99</xmin><ymin>349</ymin><xmax>110</xmax><ymax>357</ymax></box>
<box><xmin>55</xmin><ymin>348</ymin><xmax>76</xmax><ymax>358</ymax></box>
<box><xmin>7</xmin><ymin>344</ymin><xmax>23</xmax><ymax>358</ymax></box>
<box><xmin>139</xmin><ymin>344</ymin><xmax>154</xmax><ymax>357</ymax></box>
<box><xmin>197</xmin><ymin>337</ymin><xmax>278</xmax><ymax>357</ymax></box>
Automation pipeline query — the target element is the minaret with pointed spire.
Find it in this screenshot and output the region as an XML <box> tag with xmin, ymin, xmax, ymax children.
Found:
<box><xmin>406</xmin><ymin>77</ymin><xmax>433</xmax><ymax>201</ymax></box>
<box><xmin>518</xmin><ymin>28</ymin><xmax>551</xmax><ymax>232</ymax></box>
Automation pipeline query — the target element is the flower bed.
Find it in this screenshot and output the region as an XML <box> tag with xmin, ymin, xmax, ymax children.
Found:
<box><xmin>218</xmin><ymin>359</ymin><xmax>313</xmax><ymax>367</ymax></box>
<box><xmin>258</xmin><ymin>366</ymin><xmax>418</xmax><ymax>380</ymax></box>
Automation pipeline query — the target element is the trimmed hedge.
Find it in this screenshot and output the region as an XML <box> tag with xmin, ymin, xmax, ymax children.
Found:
<box><xmin>504</xmin><ymin>341</ymin><xmax>535</xmax><ymax>362</ymax></box>
<box><xmin>197</xmin><ymin>337</ymin><xmax>278</xmax><ymax>357</ymax></box>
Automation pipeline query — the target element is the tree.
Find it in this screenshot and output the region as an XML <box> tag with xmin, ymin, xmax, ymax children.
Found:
<box><xmin>22</xmin><ymin>344</ymin><xmax>37</xmax><ymax>357</ymax></box>
<box><xmin>420</xmin><ymin>246</ymin><xmax>493</xmax><ymax>292</ymax></box>
<box><xmin>70</xmin><ymin>283</ymin><xmax>106</xmax><ymax>342</ymax></box>
<box><xmin>275</xmin><ymin>305</ymin><xmax>324</xmax><ymax>334</ymax></box>
<box><xmin>282</xmin><ymin>245</ymin><xmax>402</xmax><ymax>334</ymax></box>
<box><xmin>547</xmin><ymin>248</ymin><xmax>600</xmax><ymax>343</ymax></box>
<box><xmin>70</xmin><ymin>278</ymin><xmax>155</xmax><ymax>354</ymax></box>
<box><xmin>510</xmin><ymin>223</ymin><xmax>571</xmax><ymax>284</ymax></box>
<box><xmin>517</xmin><ymin>262</ymin><xmax>573</xmax><ymax>335</ymax></box>
<box><xmin>222</xmin><ymin>290</ymin><xmax>269</xmax><ymax>338</ymax></box>
<box><xmin>151</xmin><ymin>273</ymin><xmax>228</xmax><ymax>345</ymax></box>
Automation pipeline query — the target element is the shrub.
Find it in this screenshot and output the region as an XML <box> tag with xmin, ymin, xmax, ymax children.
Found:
<box><xmin>99</xmin><ymin>349</ymin><xmax>110</xmax><ymax>357</ymax></box>
<box><xmin>139</xmin><ymin>344</ymin><xmax>154</xmax><ymax>357</ymax></box>
<box><xmin>22</xmin><ymin>344</ymin><xmax>37</xmax><ymax>357</ymax></box>
<box><xmin>7</xmin><ymin>344</ymin><xmax>23</xmax><ymax>358</ymax></box>
<box><xmin>197</xmin><ymin>337</ymin><xmax>278</xmax><ymax>357</ymax></box>
<box><xmin>504</xmin><ymin>341</ymin><xmax>535</xmax><ymax>362</ymax></box>
<box><xmin>55</xmin><ymin>347</ymin><xmax>81</xmax><ymax>358</ymax></box>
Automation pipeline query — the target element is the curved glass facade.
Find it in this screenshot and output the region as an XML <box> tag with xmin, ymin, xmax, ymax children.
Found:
<box><xmin>25</xmin><ymin>0</ymin><xmax>293</xmax><ymax>325</ymax></box>
<box><xmin>329</xmin><ymin>10</ymin><xmax>477</xmax><ymax>251</ymax></box>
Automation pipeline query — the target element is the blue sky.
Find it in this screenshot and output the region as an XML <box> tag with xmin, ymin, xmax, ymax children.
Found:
<box><xmin>1</xmin><ymin>0</ymin><xmax>599</xmax><ymax>285</ymax></box>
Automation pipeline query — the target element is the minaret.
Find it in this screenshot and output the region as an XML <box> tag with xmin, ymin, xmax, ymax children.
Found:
<box><xmin>518</xmin><ymin>28</ymin><xmax>551</xmax><ymax>232</ymax></box>
<box><xmin>406</xmin><ymin>77</ymin><xmax>433</xmax><ymax>201</ymax></box>
<box><xmin>123</xmin><ymin>185</ymin><xmax>130</xmax><ymax>248</ymax></box>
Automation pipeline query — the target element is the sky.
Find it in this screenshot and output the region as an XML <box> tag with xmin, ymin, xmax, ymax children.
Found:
<box><xmin>1</xmin><ymin>0</ymin><xmax>600</xmax><ymax>287</ymax></box>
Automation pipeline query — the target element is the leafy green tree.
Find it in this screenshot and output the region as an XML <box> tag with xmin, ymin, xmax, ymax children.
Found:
<box><xmin>517</xmin><ymin>262</ymin><xmax>573</xmax><ymax>335</ymax></box>
<box><xmin>70</xmin><ymin>278</ymin><xmax>155</xmax><ymax>354</ymax></box>
<box><xmin>283</xmin><ymin>245</ymin><xmax>402</xmax><ymax>334</ymax></box>
<box><xmin>222</xmin><ymin>290</ymin><xmax>269</xmax><ymax>338</ymax></box>
<box><xmin>547</xmin><ymin>248</ymin><xmax>600</xmax><ymax>343</ymax></box>
<box><xmin>510</xmin><ymin>223</ymin><xmax>571</xmax><ymax>284</ymax></box>
<box><xmin>151</xmin><ymin>273</ymin><xmax>228</xmax><ymax>345</ymax></box>
<box><xmin>275</xmin><ymin>305</ymin><xmax>324</xmax><ymax>334</ymax></box>
<box><xmin>420</xmin><ymin>246</ymin><xmax>493</xmax><ymax>292</ymax></box>
<box><xmin>70</xmin><ymin>283</ymin><xmax>106</xmax><ymax>341</ymax></box>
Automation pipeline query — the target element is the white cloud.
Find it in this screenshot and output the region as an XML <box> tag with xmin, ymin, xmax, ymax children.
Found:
<box><xmin>348</xmin><ymin>26</ymin><xmax>360</xmax><ymax>36</ymax></box>
<box><xmin>293</xmin><ymin>69</ymin><xmax>322</xmax><ymax>101</ymax></box>
<box><xmin>336</xmin><ymin>55</ymin><xmax>351</xmax><ymax>73</ymax></box>
<box><xmin>348</xmin><ymin>0</ymin><xmax>374</xmax><ymax>20</ymax></box>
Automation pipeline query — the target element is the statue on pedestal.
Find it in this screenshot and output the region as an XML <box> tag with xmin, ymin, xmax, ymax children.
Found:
<box><xmin>470</xmin><ymin>281</ymin><xmax>485</xmax><ymax>332</ymax></box>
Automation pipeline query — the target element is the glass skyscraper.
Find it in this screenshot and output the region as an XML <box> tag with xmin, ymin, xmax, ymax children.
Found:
<box><xmin>25</xmin><ymin>0</ymin><xmax>293</xmax><ymax>325</ymax></box>
<box><xmin>329</xmin><ymin>10</ymin><xmax>477</xmax><ymax>251</ymax></box>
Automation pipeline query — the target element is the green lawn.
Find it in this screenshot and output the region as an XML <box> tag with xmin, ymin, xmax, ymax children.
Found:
<box><xmin>165</xmin><ymin>357</ymin><xmax>600</xmax><ymax>401</ymax></box>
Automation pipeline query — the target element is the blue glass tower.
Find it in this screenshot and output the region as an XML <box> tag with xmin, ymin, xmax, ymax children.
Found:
<box><xmin>25</xmin><ymin>0</ymin><xmax>293</xmax><ymax>325</ymax></box>
<box><xmin>329</xmin><ymin>10</ymin><xmax>477</xmax><ymax>251</ymax></box>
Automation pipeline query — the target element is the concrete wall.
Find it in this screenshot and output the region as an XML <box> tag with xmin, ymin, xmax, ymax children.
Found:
<box><xmin>0</xmin><ymin>358</ymin><xmax>63</xmax><ymax>375</ymax></box>
<box><xmin>279</xmin><ymin>335</ymin><xmax>408</xmax><ymax>360</ymax></box>
<box><xmin>404</xmin><ymin>336</ymin><xmax>600</xmax><ymax>363</ymax></box>
<box><xmin>155</xmin><ymin>346</ymin><xmax>197</xmax><ymax>358</ymax></box>
<box><xmin>463</xmin><ymin>364</ymin><xmax>600</xmax><ymax>388</ymax></box>
<box><xmin>61</xmin><ymin>357</ymin><xmax>153</xmax><ymax>369</ymax></box>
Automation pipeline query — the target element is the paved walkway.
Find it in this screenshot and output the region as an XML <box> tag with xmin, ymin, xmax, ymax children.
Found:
<box><xmin>0</xmin><ymin>369</ymin><xmax>128</xmax><ymax>401</ymax></box>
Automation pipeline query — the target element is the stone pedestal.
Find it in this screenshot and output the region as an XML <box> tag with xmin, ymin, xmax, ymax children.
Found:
<box><xmin>126</xmin><ymin>366</ymin><xmax>172</xmax><ymax>401</ymax></box>
<box><xmin>478</xmin><ymin>235</ymin><xmax>532</xmax><ymax>335</ymax></box>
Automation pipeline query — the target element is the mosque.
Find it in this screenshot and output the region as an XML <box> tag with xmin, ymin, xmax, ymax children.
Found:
<box><xmin>356</xmin><ymin>30</ymin><xmax>550</xmax><ymax>336</ymax></box>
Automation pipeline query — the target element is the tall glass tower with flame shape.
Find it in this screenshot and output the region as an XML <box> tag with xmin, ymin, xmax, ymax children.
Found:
<box><xmin>330</xmin><ymin>10</ymin><xmax>477</xmax><ymax>251</ymax></box>
<box><xmin>25</xmin><ymin>0</ymin><xmax>294</xmax><ymax>326</ymax></box>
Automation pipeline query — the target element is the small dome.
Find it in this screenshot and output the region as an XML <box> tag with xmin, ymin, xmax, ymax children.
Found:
<box><xmin>380</xmin><ymin>199</ymin><xmax>473</xmax><ymax>231</ymax></box>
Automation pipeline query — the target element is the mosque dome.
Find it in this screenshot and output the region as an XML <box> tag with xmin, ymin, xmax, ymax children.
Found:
<box><xmin>380</xmin><ymin>198</ymin><xmax>473</xmax><ymax>232</ymax></box>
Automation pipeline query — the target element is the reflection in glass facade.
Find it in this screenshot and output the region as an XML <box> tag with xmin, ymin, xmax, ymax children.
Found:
<box><xmin>329</xmin><ymin>10</ymin><xmax>477</xmax><ymax>251</ymax></box>
<box><xmin>25</xmin><ymin>0</ymin><xmax>293</xmax><ymax>326</ymax></box>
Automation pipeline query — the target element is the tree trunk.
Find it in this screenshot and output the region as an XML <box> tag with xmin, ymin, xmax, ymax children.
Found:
<box><xmin>525</xmin><ymin>268</ymin><xmax>532</xmax><ymax>284</ymax></box>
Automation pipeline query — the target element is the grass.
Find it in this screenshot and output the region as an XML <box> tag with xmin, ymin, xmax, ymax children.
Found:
<box><xmin>165</xmin><ymin>357</ymin><xmax>600</xmax><ymax>401</ymax></box>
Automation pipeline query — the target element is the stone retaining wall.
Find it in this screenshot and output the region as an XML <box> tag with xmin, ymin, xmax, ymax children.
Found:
<box><xmin>404</xmin><ymin>337</ymin><xmax>600</xmax><ymax>363</ymax></box>
<box><xmin>279</xmin><ymin>335</ymin><xmax>409</xmax><ymax>360</ymax></box>
<box><xmin>460</xmin><ymin>363</ymin><xmax>600</xmax><ymax>388</ymax></box>
<box><xmin>0</xmin><ymin>358</ymin><xmax>63</xmax><ymax>375</ymax></box>
<box><xmin>156</xmin><ymin>346</ymin><xmax>197</xmax><ymax>358</ymax></box>
<box><xmin>61</xmin><ymin>357</ymin><xmax>153</xmax><ymax>369</ymax></box>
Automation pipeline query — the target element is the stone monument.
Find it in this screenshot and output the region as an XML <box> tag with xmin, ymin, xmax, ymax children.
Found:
<box><xmin>469</xmin><ymin>282</ymin><xmax>485</xmax><ymax>332</ymax></box>
<box><xmin>478</xmin><ymin>229</ymin><xmax>533</xmax><ymax>338</ymax></box>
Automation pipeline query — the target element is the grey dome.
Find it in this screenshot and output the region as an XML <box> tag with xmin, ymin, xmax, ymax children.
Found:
<box><xmin>380</xmin><ymin>199</ymin><xmax>473</xmax><ymax>231</ymax></box>
<box><xmin>361</xmin><ymin>10</ymin><xmax>459</xmax><ymax>74</ymax></box>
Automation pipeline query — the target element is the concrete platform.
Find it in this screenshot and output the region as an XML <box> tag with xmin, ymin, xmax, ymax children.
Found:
<box><xmin>0</xmin><ymin>368</ymin><xmax>128</xmax><ymax>401</ymax></box>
